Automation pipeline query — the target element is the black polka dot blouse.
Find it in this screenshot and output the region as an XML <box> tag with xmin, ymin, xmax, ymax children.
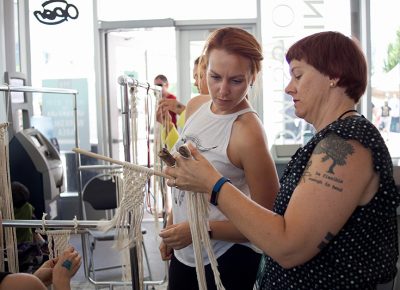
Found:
<box><xmin>256</xmin><ymin>116</ymin><xmax>400</xmax><ymax>289</ymax></box>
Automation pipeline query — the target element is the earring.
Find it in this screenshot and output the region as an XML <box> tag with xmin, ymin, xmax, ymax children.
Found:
<box><xmin>330</xmin><ymin>82</ymin><xmax>335</xmax><ymax>87</ymax></box>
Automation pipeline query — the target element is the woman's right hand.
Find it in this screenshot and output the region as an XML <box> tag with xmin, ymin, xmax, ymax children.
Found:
<box><xmin>158</xmin><ymin>98</ymin><xmax>185</xmax><ymax>115</ymax></box>
<box><xmin>52</xmin><ymin>246</ymin><xmax>82</xmax><ymax>289</ymax></box>
<box><xmin>164</xmin><ymin>143</ymin><xmax>222</xmax><ymax>195</ymax></box>
<box><xmin>156</xmin><ymin>102</ymin><xmax>173</xmax><ymax>125</ymax></box>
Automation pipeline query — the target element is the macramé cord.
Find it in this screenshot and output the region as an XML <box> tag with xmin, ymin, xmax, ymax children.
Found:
<box><xmin>36</xmin><ymin>213</ymin><xmax>78</xmax><ymax>260</ymax></box>
<box><xmin>0</xmin><ymin>123</ymin><xmax>18</xmax><ymax>273</ymax></box>
<box><xmin>187</xmin><ymin>190</ymin><xmax>225</xmax><ymax>290</ymax></box>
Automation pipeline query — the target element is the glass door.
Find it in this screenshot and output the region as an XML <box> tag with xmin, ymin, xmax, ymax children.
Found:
<box><xmin>176</xmin><ymin>24</ymin><xmax>258</xmax><ymax>108</ymax></box>
<box><xmin>105</xmin><ymin>26</ymin><xmax>177</xmax><ymax>162</ymax></box>
<box><xmin>103</xmin><ymin>21</ymin><xmax>258</xmax><ymax>161</ymax></box>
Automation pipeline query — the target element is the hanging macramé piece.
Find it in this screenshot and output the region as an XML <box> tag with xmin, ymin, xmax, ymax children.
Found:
<box><xmin>46</xmin><ymin>230</ymin><xmax>72</xmax><ymax>260</ymax></box>
<box><xmin>112</xmin><ymin>169</ymin><xmax>132</xmax><ymax>285</ymax></box>
<box><xmin>98</xmin><ymin>163</ymin><xmax>152</xmax><ymax>290</ymax></box>
<box><xmin>129</xmin><ymin>85</ymin><xmax>139</xmax><ymax>164</ymax></box>
<box><xmin>36</xmin><ymin>214</ymin><xmax>76</xmax><ymax>259</ymax></box>
<box><xmin>0</xmin><ymin>123</ymin><xmax>19</xmax><ymax>272</ymax></box>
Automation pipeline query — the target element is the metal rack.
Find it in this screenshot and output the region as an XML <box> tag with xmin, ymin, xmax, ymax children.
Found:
<box><xmin>0</xmin><ymin>84</ymin><xmax>90</xmax><ymax>278</ymax></box>
<box><xmin>1</xmin><ymin>80</ymin><xmax>167</xmax><ymax>289</ymax></box>
<box><xmin>115</xmin><ymin>76</ymin><xmax>166</xmax><ymax>290</ymax></box>
<box><xmin>1</xmin><ymin>219</ymin><xmax>167</xmax><ymax>288</ymax></box>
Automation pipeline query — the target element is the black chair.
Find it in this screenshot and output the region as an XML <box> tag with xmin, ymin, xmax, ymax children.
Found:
<box><xmin>82</xmin><ymin>173</ymin><xmax>153</xmax><ymax>288</ymax></box>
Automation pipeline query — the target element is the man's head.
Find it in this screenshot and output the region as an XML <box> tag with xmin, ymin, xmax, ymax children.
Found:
<box><xmin>154</xmin><ymin>74</ymin><xmax>169</xmax><ymax>97</ymax></box>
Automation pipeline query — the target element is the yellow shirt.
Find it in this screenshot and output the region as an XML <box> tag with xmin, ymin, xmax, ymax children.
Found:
<box><xmin>161</xmin><ymin>109</ymin><xmax>186</xmax><ymax>150</ymax></box>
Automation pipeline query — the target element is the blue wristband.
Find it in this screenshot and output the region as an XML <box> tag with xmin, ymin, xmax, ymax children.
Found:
<box><xmin>210</xmin><ymin>177</ymin><xmax>231</xmax><ymax>206</ymax></box>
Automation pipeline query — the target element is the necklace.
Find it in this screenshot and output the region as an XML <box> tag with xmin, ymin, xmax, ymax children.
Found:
<box><xmin>337</xmin><ymin>109</ymin><xmax>358</xmax><ymax>120</ymax></box>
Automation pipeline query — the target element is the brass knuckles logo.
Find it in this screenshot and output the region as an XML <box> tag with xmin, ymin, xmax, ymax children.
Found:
<box><xmin>33</xmin><ymin>0</ymin><xmax>79</xmax><ymax>25</ymax></box>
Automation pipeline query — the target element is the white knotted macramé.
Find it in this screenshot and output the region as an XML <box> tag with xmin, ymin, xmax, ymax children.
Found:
<box><xmin>98</xmin><ymin>164</ymin><xmax>152</xmax><ymax>290</ymax></box>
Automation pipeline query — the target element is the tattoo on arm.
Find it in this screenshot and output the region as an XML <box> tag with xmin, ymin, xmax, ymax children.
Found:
<box><xmin>313</xmin><ymin>133</ymin><xmax>354</xmax><ymax>174</ymax></box>
<box><xmin>318</xmin><ymin>232</ymin><xmax>335</xmax><ymax>251</ymax></box>
<box><xmin>302</xmin><ymin>134</ymin><xmax>350</xmax><ymax>192</ymax></box>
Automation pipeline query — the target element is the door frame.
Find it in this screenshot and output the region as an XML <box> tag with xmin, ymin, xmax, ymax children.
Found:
<box><xmin>175</xmin><ymin>19</ymin><xmax>260</xmax><ymax>106</ymax></box>
<box><xmin>97</xmin><ymin>18</ymin><xmax>261</xmax><ymax>157</ymax></box>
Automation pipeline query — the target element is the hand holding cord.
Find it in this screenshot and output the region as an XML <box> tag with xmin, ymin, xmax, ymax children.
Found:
<box><xmin>164</xmin><ymin>143</ymin><xmax>225</xmax><ymax>200</ymax></box>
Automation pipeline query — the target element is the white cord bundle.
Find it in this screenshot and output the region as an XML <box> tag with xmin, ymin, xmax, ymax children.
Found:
<box><xmin>0</xmin><ymin>123</ymin><xmax>18</xmax><ymax>272</ymax></box>
<box><xmin>180</xmin><ymin>144</ymin><xmax>224</xmax><ymax>290</ymax></box>
<box><xmin>129</xmin><ymin>86</ymin><xmax>139</xmax><ymax>164</ymax></box>
<box><xmin>187</xmin><ymin>193</ymin><xmax>225</xmax><ymax>290</ymax></box>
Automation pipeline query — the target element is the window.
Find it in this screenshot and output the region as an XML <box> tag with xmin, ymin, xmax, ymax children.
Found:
<box><xmin>261</xmin><ymin>0</ymin><xmax>351</xmax><ymax>146</ymax></box>
<box><xmin>370</xmin><ymin>0</ymin><xmax>400</xmax><ymax>158</ymax></box>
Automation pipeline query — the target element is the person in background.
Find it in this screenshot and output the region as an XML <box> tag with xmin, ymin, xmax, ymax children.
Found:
<box><xmin>156</xmin><ymin>57</ymin><xmax>210</xmax><ymax>150</ymax></box>
<box><xmin>157</xmin><ymin>56</ymin><xmax>210</xmax><ymax>126</ymax></box>
<box><xmin>0</xmin><ymin>246</ymin><xmax>81</xmax><ymax>290</ymax></box>
<box><xmin>154</xmin><ymin>74</ymin><xmax>178</xmax><ymax>128</ymax></box>
<box><xmin>165</xmin><ymin>31</ymin><xmax>400</xmax><ymax>289</ymax></box>
<box><xmin>159</xmin><ymin>27</ymin><xmax>279</xmax><ymax>290</ymax></box>
<box><xmin>380</xmin><ymin>100</ymin><xmax>392</xmax><ymax>140</ymax></box>
<box><xmin>12</xmin><ymin>181</ymin><xmax>47</xmax><ymax>271</ymax></box>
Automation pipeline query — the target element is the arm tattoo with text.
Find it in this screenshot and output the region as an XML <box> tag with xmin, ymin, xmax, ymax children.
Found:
<box><xmin>302</xmin><ymin>134</ymin><xmax>350</xmax><ymax>192</ymax></box>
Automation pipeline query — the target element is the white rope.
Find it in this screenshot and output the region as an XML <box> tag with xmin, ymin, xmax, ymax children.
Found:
<box><xmin>113</xmin><ymin>170</ymin><xmax>132</xmax><ymax>285</ymax></box>
<box><xmin>36</xmin><ymin>213</ymin><xmax>76</xmax><ymax>259</ymax></box>
<box><xmin>187</xmin><ymin>193</ymin><xmax>225</xmax><ymax>290</ymax></box>
<box><xmin>0</xmin><ymin>123</ymin><xmax>19</xmax><ymax>272</ymax></box>
<box><xmin>182</xmin><ymin>145</ymin><xmax>224</xmax><ymax>290</ymax></box>
<box><xmin>130</xmin><ymin>86</ymin><xmax>139</xmax><ymax>164</ymax></box>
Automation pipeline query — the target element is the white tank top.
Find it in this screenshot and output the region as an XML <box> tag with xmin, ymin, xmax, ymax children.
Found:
<box><xmin>172</xmin><ymin>100</ymin><xmax>258</xmax><ymax>267</ymax></box>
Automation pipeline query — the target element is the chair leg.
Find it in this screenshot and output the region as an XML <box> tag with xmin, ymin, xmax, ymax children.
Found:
<box><xmin>90</xmin><ymin>240</ymin><xmax>96</xmax><ymax>279</ymax></box>
<box><xmin>142</xmin><ymin>240</ymin><xmax>152</xmax><ymax>281</ymax></box>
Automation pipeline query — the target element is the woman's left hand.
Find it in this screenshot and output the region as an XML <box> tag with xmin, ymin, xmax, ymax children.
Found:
<box><xmin>159</xmin><ymin>222</ymin><xmax>192</xmax><ymax>250</ymax></box>
<box><xmin>33</xmin><ymin>258</ymin><xmax>57</xmax><ymax>286</ymax></box>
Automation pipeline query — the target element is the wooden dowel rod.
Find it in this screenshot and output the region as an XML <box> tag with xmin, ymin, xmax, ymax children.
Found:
<box><xmin>72</xmin><ymin>147</ymin><xmax>172</xmax><ymax>179</ymax></box>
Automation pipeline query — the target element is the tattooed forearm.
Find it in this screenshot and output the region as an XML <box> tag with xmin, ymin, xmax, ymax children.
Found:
<box><xmin>318</xmin><ymin>232</ymin><xmax>335</xmax><ymax>251</ymax></box>
<box><xmin>313</xmin><ymin>133</ymin><xmax>354</xmax><ymax>174</ymax></box>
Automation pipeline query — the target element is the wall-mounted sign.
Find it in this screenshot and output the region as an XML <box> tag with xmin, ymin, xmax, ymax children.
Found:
<box><xmin>33</xmin><ymin>0</ymin><xmax>79</xmax><ymax>25</ymax></box>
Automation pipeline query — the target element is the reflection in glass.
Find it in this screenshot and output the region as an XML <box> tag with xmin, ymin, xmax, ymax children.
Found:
<box><xmin>371</xmin><ymin>0</ymin><xmax>400</xmax><ymax>157</ymax></box>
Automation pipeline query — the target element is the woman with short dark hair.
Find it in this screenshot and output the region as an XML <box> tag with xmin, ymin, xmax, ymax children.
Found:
<box><xmin>165</xmin><ymin>31</ymin><xmax>400</xmax><ymax>289</ymax></box>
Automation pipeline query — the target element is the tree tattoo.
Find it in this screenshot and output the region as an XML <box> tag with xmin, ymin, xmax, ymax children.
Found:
<box><xmin>313</xmin><ymin>134</ymin><xmax>354</xmax><ymax>174</ymax></box>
